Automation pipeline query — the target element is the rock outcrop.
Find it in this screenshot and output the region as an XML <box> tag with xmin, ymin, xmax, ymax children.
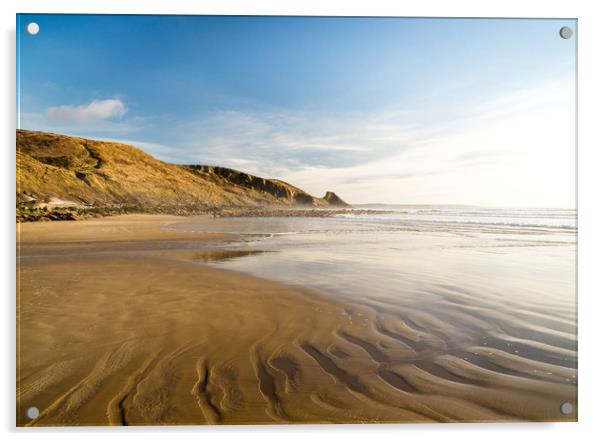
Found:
<box><xmin>323</xmin><ymin>191</ymin><xmax>351</xmax><ymax>207</ymax></box>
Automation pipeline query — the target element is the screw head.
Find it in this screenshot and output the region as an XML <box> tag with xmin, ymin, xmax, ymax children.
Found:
<box><xmin>26</xmin><ymin>406</ymin><xmax>39</xmax><ymax>419</ymax></box>
<box><xmin>26</xmin><ymin>22</ymin><xmax>40</xmax><ymax>35</ymax></box>
<box><xmin>560</xmin><ymin>401</ymin><xmax>573</xmax><ymax>415</ymax></box>
<box><xmin>559</xmin><ymin>26</ymin><xmax>573</xmax><ymax>39</ymax></box>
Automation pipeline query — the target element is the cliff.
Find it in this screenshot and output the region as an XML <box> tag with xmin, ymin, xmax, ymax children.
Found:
<box><xmin>16</xmin><ymin>130</ymin><xmax>350</xmax><ymax>217</ymax></box>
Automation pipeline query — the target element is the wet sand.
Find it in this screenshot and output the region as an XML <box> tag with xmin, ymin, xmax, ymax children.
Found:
<box><xmin>17</xmin><ymin>215</ymin><xmax>577</xmax><ymax>425</ymax></box>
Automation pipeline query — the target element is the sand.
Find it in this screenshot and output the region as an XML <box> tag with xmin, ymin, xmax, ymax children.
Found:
<box><xmin>17</xmin><ymin>215</ymin><xmax>577</xmax><ymax>426</ymax></box>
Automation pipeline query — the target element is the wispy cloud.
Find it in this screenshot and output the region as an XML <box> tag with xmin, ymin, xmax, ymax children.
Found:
<box><xmin>44</xmin><ymin>98</ymin><xmax>127</xmax><ymax>124</ymax></box>
<box><xmin>163</xmin><ymin>78</ymin><xmax>574</xmax><ymax>207</ymax></box>
<box><xmin>282</xmin><ymin>80</ymin><xmax>575</xmax><ymax>207</ymax></box>
<box><xmin>172</xmin><ymin>109</ymin><xmax>421</xmax><ymax>174</ymax></box>
<box><xmin>20</xmin><ymin>79</ymin><xmax>574</xmax><ymax>207</ymax></box>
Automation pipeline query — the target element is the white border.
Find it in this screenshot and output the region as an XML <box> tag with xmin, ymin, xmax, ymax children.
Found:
<box><xmin>4</xmin><ymin>0</ymin><xmax>587</xmax><ymax>18</ymax></box>
<box><xmin>3</xmin><ymin>1</ymin><xmax>602</xmax><ymax>440</ymax></box>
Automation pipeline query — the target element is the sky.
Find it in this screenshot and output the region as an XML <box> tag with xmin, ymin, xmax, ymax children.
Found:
<box><xmin>17</xmin><ymin>15</ymin><xmax>576</xmax><ymax>207</ymax></box>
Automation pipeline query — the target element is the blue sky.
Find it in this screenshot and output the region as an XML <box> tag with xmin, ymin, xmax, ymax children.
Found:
<box><xmin>17</xmin><ymin>15</ymin><xmax>576</xmax><ymax>206</ymax></box>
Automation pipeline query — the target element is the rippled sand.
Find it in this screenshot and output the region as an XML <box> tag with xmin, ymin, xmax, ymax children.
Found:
<box><xmin>17</xmin><ymin>215</ymin><xmax>577</xmax><ymax>425</ymax></box>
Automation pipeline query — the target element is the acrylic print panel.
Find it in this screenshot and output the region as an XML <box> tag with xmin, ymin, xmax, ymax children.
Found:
<box><xmin>16</xmin><ymin>15</ymin><xmax>577</xmax><ymax>426</ymax></box>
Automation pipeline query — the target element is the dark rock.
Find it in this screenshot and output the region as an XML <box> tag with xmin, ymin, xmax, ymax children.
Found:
<box><xmin>323</xmin><ymin>191</ymin><xmax>350</xmax><ymax>207</ymax></box>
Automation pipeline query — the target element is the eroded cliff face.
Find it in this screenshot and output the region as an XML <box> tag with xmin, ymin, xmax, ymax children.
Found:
<box><xmin>185</xmin><ymin>165</ymin><xmax>330</xmax><ymax>207</ymax></box>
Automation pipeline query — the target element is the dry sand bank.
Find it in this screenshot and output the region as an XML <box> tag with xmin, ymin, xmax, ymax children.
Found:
<box><xmin>17</xmin><ymin>215</ymin><xmax>577</xmax><ymax>425</ymax></box>
<box><xmin>17</xmin><ymin>214</ymin><xmax>237</xmax><ymax>244</ymax></box>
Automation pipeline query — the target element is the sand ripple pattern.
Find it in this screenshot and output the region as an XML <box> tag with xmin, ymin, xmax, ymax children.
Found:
<box><xmin>17</xmin><ymin>250</ymin><xmax>576</xmax><ymax>425</ymax></box>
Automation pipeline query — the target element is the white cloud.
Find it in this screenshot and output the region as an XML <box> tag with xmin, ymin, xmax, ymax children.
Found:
<box><xmin>170</xmin><ymin>78</ymin><xmax>574</xmax><ymax>208</ymax></box>
<box><xmin>174</xmin><ymin>109</ymin><xmax>421</xmax><ymax>175</ymax></box>
<box><xmin>25</xmin><ymin>79</ymin><xmax>574</xmax><ymax>208</ymax></box>
<box><xmin>278</xmin><ymin>80</ymin><xmax>575</xmax><ymax>207</ymax></box>
<box><xmin>44</xmin><ymin>99</ymin><xmax>127</xmax><ymax>124</ymax></box>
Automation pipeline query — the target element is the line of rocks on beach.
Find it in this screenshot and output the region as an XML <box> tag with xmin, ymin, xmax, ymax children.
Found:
<box><xmin>16</xmin><ymin>204</ymin><xmax>212</xmax><ymax>222</ymax></box>
<box><xmin>16</xmin><ymin>203</ymin><xmax>394</xmax><ymax>222</ymax></box>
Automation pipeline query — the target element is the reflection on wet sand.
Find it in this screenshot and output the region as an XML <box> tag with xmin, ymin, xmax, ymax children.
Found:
<box><xmin>17</xmin><ymin>214</ymin><xmax>577</xmax><ymax>425</ymax></box>
<box><xmin>147</xmin><ymin>248</ymin><xmax>269</xmax><ymax>263</ymax></box>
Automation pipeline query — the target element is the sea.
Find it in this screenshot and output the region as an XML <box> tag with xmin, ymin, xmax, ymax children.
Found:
<box><xmin>172</xmin><ymin>206</ymin><xmax>577</xmax><ymax>370</ymax></box>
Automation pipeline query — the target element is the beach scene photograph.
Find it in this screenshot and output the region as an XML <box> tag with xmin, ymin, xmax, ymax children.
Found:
<box><xmin>16</xmin><ymin>15</ymin><xmax>576</xmax><ymax>426</ymax></box>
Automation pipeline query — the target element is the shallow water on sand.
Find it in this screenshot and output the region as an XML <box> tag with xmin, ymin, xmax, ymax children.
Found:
<box><xmin>173</xmin><ymin>208</ymin><xmax>577</xmax><ymax>372</ymax></box>
<box><xmin>18</xmin><ymin>210</ymin><xmax>578</xmax><ymax>424</ymax></box>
